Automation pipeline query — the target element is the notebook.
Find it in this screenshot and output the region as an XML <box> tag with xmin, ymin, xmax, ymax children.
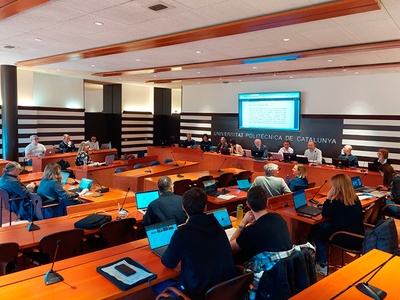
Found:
<box><xmin>69</xmin><ymin>178</ymin><xmax>93</xmax><ymax>193</ymax></box>
<box><xmin>135</xmin><ymin>190</ymin><xmax>159</xmax><ymax>214</ymax></box>
<box><xmin>207</xmin><ymin>208</ymin><xmax>236</xmax><ymax>239</ymax></box>
<box><xmin>293</xmin><ymin>190</ymin><xmax>322</xmax><ymax>217</ymax></box>
<box><xmin>60</xmin><ymin>171</ymin><xmax>70</xmax><ymax>184</ymax></box>
<box><xmin>203</xmin><ymin>179</ymin><xmax>221</xmax><ymax>197</ymax></box>
<box><xmin>351</xmin><ymin>176</ymin><xmax>375</xmax><ymax>193</ymax></box>
<box><xmin>237</xmin><ymin>179</ymin><xmax>251</xmax><ymax>192</ymax></box>
<box><xmin>145</xmin><ymin>219</ymin><xmax>178</xmax><ymax>257</ymax></box>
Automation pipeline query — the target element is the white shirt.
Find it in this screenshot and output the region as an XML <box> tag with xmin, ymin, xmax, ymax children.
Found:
<box><xmin>304</xmin><ymin>148</ymin><xmax>323</xmax><ymax>164</ymax></box>
<box><xmin>88</xmin><ymin>141</ymin><xmax>99</xmax><ymax>150</ymax></box>
<box><xmin>25</xmin><ymin>142</ymin><xmax>46</xmax><ymax>156</ymax></box>
<box><xmin>278</xmin><ymin>147</ymin><xmax>294</xmax><ymax>154</ymax></box>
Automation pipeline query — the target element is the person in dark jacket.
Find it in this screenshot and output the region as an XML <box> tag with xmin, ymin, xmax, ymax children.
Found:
<box><xmin>161</xmin><ymin>187</ymin><xmax>237</xmax><ymax>300</ymax></box>
<box><xmin>287</xmin><ymin>164</ymin><xmax>309</xmax><ymax>192</ymax></box>
<box><xmin>59</xmin><ymin>134</ymin><xmax>77</xmax><ymax>153</ymax></box>
<box><xmin>142</xmin><ymin>176</ymin><xmax>187</xmax><ymax>227</ymax></box>
<box><xmin>310</xmin><ymin>173</ymin><xmax>364</xmax><ymax>276</ymax></box>
<box><xmin>377</xmin><ymin>164</ymin><xmax>400</xmax><ymax>218</ymax></box>
<box><xmin>0</xmin><ymin>162</ymin><xmax>36</xmax><ymax>220</ymax></box>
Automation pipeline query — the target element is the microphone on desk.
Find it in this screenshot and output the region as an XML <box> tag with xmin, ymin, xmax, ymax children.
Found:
<box><xmin>144</xmin><ymin>166</ymin><xmax>152</xmax><ymax>173</ymax></box>
<box><xmin>89</xmin><ymin>172</ymin><xmax>109</xmax><ymax>193</ymax></box>
<box><xmin>28</xmin><ymin>198</ymin><xmax>40</xmax><ymax>232</ymax></box>
<box><xmin>310</xmin><ymin>180</ymin><xmax>327</xmax><ymax>202</ymax></box>
<box><xmin>360</xmin><ymin>161</ymin><xmax>367</xmax><ymax>173</ymax></box>
<box><xmin>117</xmin><ymin>188</ymin><xmax>130</xmax><ymax>219</ymax></box>
<box><xmin>177</xmin><ymin>162</ymin><xmax>187</xmax><ymax>178</ymax></box>
<box><xmin>20</xmin><ymin>158</ymin><xmax>30</xmax><ymax>175</ymax></box>
<box><xmin>44</xmin><ymin>240</ymin><xmax>64</xmax><ymax>285</ymax></box>
<box><xmin>331</xmin><ymin>247</ymin><xmax>400</xmax><ymax>300</ymax></box>
<box><xmin>360</xmin><ymin>172</ymin><xmax>368</xmax><ymax>182</ymax></box>
<box><xmin>170</xmin><ymin>151</ymin><xmax>179</xmax><ymax>166</ymax></box>
<box><xmin>217</xmin><ymin>158</ymin><xmax>227</xmax><ymax>173</ymax></box>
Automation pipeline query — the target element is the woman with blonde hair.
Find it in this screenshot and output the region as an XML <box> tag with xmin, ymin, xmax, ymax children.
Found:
<box><xmin>37</xmin><ymin>163</ymin><xmax>82</xmax><ymax>217</ymax></box>
<box><xmin>310</xmin><ymin>173</ymin><xmax>364</xmax><ymax>276</ymax></box>
<box><xmin>287</xmin><ymin>164</ymin><xmax>308</xmax><ymax>192</ymax></box>
<box><xmin>75</xmin><ymin>141</ymin><xmax>92</xmax><ymax>166</ymax></box>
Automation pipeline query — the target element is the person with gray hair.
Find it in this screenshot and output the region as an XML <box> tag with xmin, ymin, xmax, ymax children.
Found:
<box><xmin>0</xmin><ymin>162</ymin><xmax>36</xmax><ymax>220</ymax></box>
<box><xmin>59</xmin><ymin>134</ymin><xmax>76</xmax><ymax>153</ymax></box>
<box><xmin>142</xmin><ymin>176</ymin><xmax>187</xmax><ymax>227</ymax></box>
<box><xmin>251</xmin><ymin>163</ymin><xmax>291</xmax><ymax>197</ymax></box>
<box><xmin>338</xmin><ymin>144</ymin><xmax>359</xmax><ymax>168</ymax></box>
<box><xmin>25</xmin><ymin>134</ymin><xmax>46</xmax><ymax>156</ymax></box>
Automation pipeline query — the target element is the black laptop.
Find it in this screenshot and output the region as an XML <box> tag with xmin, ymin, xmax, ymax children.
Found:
<box><xmin>351</xmin><ymin>176</ymin><xmax>375</xmax><ymax>193</ymax></box>
<box><xmin>293</xmin><ymin>190</ymin><xmax>322</xmax><ymax>217</ymax></box>
<box><xmin>144</xmin><ymin>219</ymin><xmax>178</xmax><ymax>257</ymax></box>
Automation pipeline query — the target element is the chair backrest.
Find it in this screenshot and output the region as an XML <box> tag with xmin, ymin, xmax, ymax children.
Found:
<box><xmin>0</xmin><ymin>188</ymin><xmax>13</xmax><ymax>213</ymax></box>
<box><xmin>150</xmin><ymin>160</ymin><xmax>161</xmax><ymax>166</ymax></box>
<box><xmin>134</xmin><ymin>164</ymin><xmax>146</xmax><ymax>169</ymax></box>
<box><xmin>368</xmin><ymin>196</ymin><xmax>385</xmax><ymax>225</ymax></box>
<box><xmin>197</xmin><ymin>175</ymin><xmax>214</xmax><ymax>189</ymax></box>
<box><xmin>40</xmin><ymin>229</ymin><xmax>84</xmax><ymax>262</ymax></box>
<box><xmin>100</xmin><ymin>218</ymin><xmax>136</xmax><ymax>248</ymax></box>
<box><xmin>217</xmin><ymin>172</ymin><xmax>234</xmax><ymax>188</ymax></box>
<box><xmin>174</xmin><ymin>179</ymin><xmax>192</xmax><ymax>195</ymax></box>
<box><xmin>164</xmin><ymin>158</ymin><xmax>174</xmax><ymax>164</ymax></box>
<box><xmin>0</xmin><ymin>242</ymin><xmax>19</xmax><ymax>276</ymax></box>
<box><xmin>205</xmin><ymin>271</ymin><xmax>253</xmax><ymax>300</ymax></box>
<box><xmin>115</xmin><ymin>167</ymin><xmax>129</xmax><ymax>173</ymax></box>
<box><xmin>235</xmin><ymin>170</ymin><xmax>252</xmax><ymax>181</ymax></box>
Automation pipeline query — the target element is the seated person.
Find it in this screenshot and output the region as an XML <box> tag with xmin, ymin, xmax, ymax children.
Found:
<box><xmin>251</xmin><ymin>163</ymin><xmax>291</xmax><ymax>197</ymax></box>
<box><xmin>88</xmin><ymin>136</ymin><xmax>99</xmax><ymax>150</ymax></box>
<box><xmin>25</xmin><ymin>135</ymin><xmax>46</xmax><ymax>157</ymax></box>
<box><xmin>229</xmin><ymin>139</ymin><xmax>244</xmax><ymax>156</ymax></box>
<box><xmin>215</xmin><ymin>137</ymin><xmax>229</xmax><ymax>153</ymax></box>
<box><xmin>37</xmin><ymin>163</ymin><xmax>84</xmax><ymax>217</ymax></box>
<box><xmin>200</xmin><ymin>133</ymin><xmax>212</xmax><ymax>151</ymax></box>
<box><xmin>377</xmin><ymin>164</ymin><xmax>400</xmax><ymax>218</ymax></box>
<box><xmin>277</xmin><ymin>140</ymin><xmax>294</xmax><ymax>154</ymax></box>
<box><xmin>374</xmin><ymin>148</ymin><xmax>392</xmax><ymax>165</ymax></box>
<box><xmin>160</xmin><ymin>187</ymin><xmax>237</xmax><ymax>300</ymax></box>
<box><xmin>142</xmin><ymin>176</ymin><xmax>187</xmax><ymax>227</ymax></box>
<box><xmin>59</xmin><ymin>134</ymin><xmax>77</xmax><ymax>153</ymax></box>
<box><xmin>338</xmin><ymin>144</ymin><xmax>358</xmax><ymax>168</ymax></box>
<box><xmin>310</xmin><ymin>173</ymin><xmax>364</xmax><ymax>276</ymax></box>
<box><xmin>75</xmin><ymin>141</ymin><xmax>92</xmax><ymax>166</ymax></box>
<box><xmin>251</xmin><ymin>139</ymin><xmax>268</xmax><ymax>156</ymax></box>
<box><xmin>287</xmin><ymin>164</ymin><xmax>308</xmax><ymax>192</ymax></box>
<box><xmin>304</xmin><ymin>141</ymin><xmax>323</xmax><ymax>164</ymax></box>
<box><xmin>183</xmin><ymin>133</ymin><xmax>196</xmax><ymax>148</ymax></box>
<box><xmin>0</xmin><ymin>162</ymin><xmax>36</xmax><ymax>220</ymax></box>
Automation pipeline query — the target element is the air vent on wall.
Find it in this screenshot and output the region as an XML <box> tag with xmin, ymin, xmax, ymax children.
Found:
<box><xmin>148</xmin><ymin>3</ymin><xmax>168</xmax><ymax>11</ymax></box>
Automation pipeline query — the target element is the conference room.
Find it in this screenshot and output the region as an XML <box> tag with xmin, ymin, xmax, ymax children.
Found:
<box><xmin>1</xmin><ymin>0</ymin><xmax>400</xmax><ymax>299</ymax></box>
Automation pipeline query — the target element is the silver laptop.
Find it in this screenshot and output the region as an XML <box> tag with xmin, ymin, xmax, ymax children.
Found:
<box><xmin>44</xmin><ymin>149</ymin><xmax>55</xmax><ymax>156</ymax></box>
<box><xmin>293</xmin><ymin>190</ymin><xmax>322</xmax><ymax>217</ymax></box>
<box><xmin>207</xmin><ymin>208</ymin><xmax>236</xmax><ymax>239</ymax></box>
<box><xmin>145</xmin><ymin>219</ymin><xmax>178</xmax><ymax>257</ymax></box>
<box><xmin>135</xmin><ymin>190</ymin><xmax>159</xmax><ymax>214</ymax></box>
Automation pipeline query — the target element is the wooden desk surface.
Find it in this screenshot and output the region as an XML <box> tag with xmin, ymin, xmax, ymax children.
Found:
<box><xmin>291</xmin><ymin>249</ymin><xmax>400</xmax><ymax>300</ymax></box>
<box><xmin>207</xmin><ymin>186</ymin><xmax>248</xmax><ymax>211</ymax></box>
<box><xmin>19</xmin><ymin>172</ymin><xmax>44</xmax><ymax>183</ymax></box>
<box><xmin>0</xmin><ymin>242</ymin><xmax>179</xmax><ymax>299</ymax></box>
<box><xmin>113</xmin><ymin>160</ymin><xmax>199</xmax><ymax>192</ymax></box>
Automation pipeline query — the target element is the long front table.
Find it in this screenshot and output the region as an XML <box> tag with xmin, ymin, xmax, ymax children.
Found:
<box><xmin>147</xmin><ymin>146</ymin><xmax>382</xmax><ymax>193</ymax></box>
<box><xmin>29</xmin><ymin>148</ymin><xmax>118</xmax><ymax>172</ymax></box>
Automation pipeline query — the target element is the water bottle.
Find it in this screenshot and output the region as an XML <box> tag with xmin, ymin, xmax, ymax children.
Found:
<box><xmin>286</xmin><ymin>174</ymin><xmax>290</xmax><ymax>183</ymax></box>
<box><xmin>236</xmin><ymin>204</ymin><xmax>243</xmax><ymax>226</ymax></box>
<box><xmin>83</xmin><ymin>161</ymin><xmax>87</xmax><ymax>170</ymax></box>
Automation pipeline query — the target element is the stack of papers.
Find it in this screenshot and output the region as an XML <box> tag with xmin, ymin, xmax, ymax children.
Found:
<box><xmin>217</xmin><ymin>194</ymin><xmax>236</xmax><ymax>200</ymax></box>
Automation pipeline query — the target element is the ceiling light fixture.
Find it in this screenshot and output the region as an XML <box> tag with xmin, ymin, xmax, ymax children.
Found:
<box><xmin>195</xmin><ymin>50</ymin><xmax>202</xmax><ymax>54</ymax></box>
<box><xmin>243</xmin><ymin>54</ymin><xmax>301</xmax><ymax>64</ymax></box>
<box><xmin>283</xmin><ymin>38</ymin><xmax>290</xmax><ymax>42</ymax></box>
<box><xmin>94</xmin><ymin>22</ymin><xmax>104</xmax><ymax>26</ymax></box>
<box><xmin>327</xmin><ymin>59</ymin><xmax>333</xmax><ymax>62</ymax></box>
<box><xmin>35</xmin><ymin>38</ymin><xmax>42</xmax><ymax>42</ymax></box>
<box><xmin>135</xmin><ymin>58</ymin><xmax>141</xmax><ymax>62</ymax></box>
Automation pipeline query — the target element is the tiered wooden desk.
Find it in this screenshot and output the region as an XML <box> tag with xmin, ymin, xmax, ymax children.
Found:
<box><xmin>291</xmin><ymin>249</ymin><xmax>400</xmax><ymax>299</ymax></box>
<box><xmin>29</xmin><ymin>148</ymin><xmax>118</xmax><ymax>172</ymax></box>
<box><xmin>113</xmin><ymin>160</ymin><xmax>199</xmax><ymax>192</ymax></box>
<box><xmin>206</xmin><ymin>186</ymin><xmax>248</xmax><ymax>212</ymax></box>
<box><xmin>147</xmin><ymin>146</ymin><xmax>382</xmax><ymax>193</ymax></box>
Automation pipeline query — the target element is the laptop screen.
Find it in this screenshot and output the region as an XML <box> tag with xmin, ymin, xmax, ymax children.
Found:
<box><xmin>293</xmin><ymin>190</ymin><xmax>307</xmax><ymax>210</ymax></box>
<box><xmin>60</xmin><ymin>171</ymin><xmax>70</xmax><ymax>185</ymax></box>
<box><xmin>79</xmin><ymin>178</ymin><xmax>93</xmax><ymax>190</ymax></box>
<box><xmin>105</xmin><ymin>154</ymin><xmax>115</xmax><ymax>165</ymax></box>
<box><xmin>237</xmin><ymin>179</ymin><xmax>251</xmax><ymax>189</ymax></box>
<box><xmin>135</xmin><ymin>190</ymin><xmax>159</xmax><ymax>210</ymax></box>
<box><xmin>207</xmin><ymin>208</ymin><xmax>232</xmax><ymax>229</ymax></box>
<box><xmin>145</xmin><ymin>220</ymin><xmax>178</xmax><ymax>250</ymax></box>
<box><xmin>351</xmin><ymin>176</ymin><xmax>363</xmax><ymax>189</ymax></box>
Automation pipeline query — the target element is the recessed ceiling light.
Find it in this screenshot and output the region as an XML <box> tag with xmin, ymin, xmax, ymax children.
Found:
<box><xmin>273</xmin><ymin>74</ymin><xmax>277</xmax><ymax>77</ymax></box>
<box><xmin>119</xmin><ymin>78</ymin><xmax>122</xmax><ymax>80</ymax></box>
<box><xmin>327</xmin><ymin>59</ymin><xmax>333</xmax><ymax>62</ymax></box>
<box><xmin>197</xmin><ymin>82</ymin><xmax>201</xmax><ymax>84</ymax></box>
<box><xmin>94</xmin><ymin>22</ymin><xmax>104</xmax><ymax>26</ymax></box>
<box><xmin>343</xmin><ymin>69</ymin><xmax>347</xmax><ymax>72</ymax></box>
<box><xmin>35</xmin><ymin>38</ymin><xmax>42</xmax><ymax>42</ymax></box>
<box><xmin>283</xmin><ymin>38</ymin><xmax>290</xmax><ymax>42</ymax></box>
<box><xmin>354</xmin><ymin>72</ymin><xmax>359</xmax><ymax>74</ymax></box>
<box><xmin>238</xmin><ymin>80</ymin><xmax>242</xmax><ymax>82</ymax></box>
<box><xmin>135</xmin><ymin>58</ymin><xmax>141</xmax><ymax>62</ymax></box>
<box><xmin>91</xmin><ymin>64</ymin><xmax>95</xmax><ymax>67</ymax></box>
<box><xmin>197</xmin><ymin>71</ymin><xmax>201</xmax><ymax>74</ymax></box>
<box><xmin>195</xmin><ymin>50</ymin><xmax>202</xmax><ymax>54</ymax></box>
<box><xmin>4</xmin><ymin>45</ymin><xmax>15</xmax><ymax>49</ymax></box>
<box><xmin>289</xmin><ymin>76</ymin><xmax>293</xmax><ymax>79</ymax></box>
<box><xmin>252</xmin><ymin>66</ymin><xmax>257</xmax><ymax>69</ymax></box>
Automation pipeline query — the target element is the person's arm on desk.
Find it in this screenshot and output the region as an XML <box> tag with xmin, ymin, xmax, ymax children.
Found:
<box><xmin>230</xmin><ymin>211</ymin><xmax>255</xmax><ymax>252</ymax></box>
<box><xmin>161</xmin><ymin>232</ymin><xmax>182</xmax><ymax>269</ymax></box>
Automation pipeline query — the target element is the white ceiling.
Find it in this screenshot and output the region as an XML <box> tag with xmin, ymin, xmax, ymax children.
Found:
<box><xmin>1</xmin><ymin>0</ymin><xmax>400</xmax><ymax>88</ymax></box>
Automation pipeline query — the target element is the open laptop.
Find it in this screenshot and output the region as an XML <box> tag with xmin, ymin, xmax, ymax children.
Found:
<box><xmin>332</xmin><ymin>157</ymin><xmax>349</xmax><ymax>169</ymax></box>
<box><xmin>60</xmin><ymin>171</ymin><xmax>70</xmax><ymax>185</ymax></box>
<box><xmin>100</xmin><ymin>143</ymin><xmax>109</xmax><ymax>149</ymax></box>
<box><xmin>368</xmin><ymin>163</ymin><xmax>380</xmax><ymax>172</ymax></box>
<box><xmin>251</xmin><ymin>149</ymin><xmax>265</xmax><ymax>160</ymax></box>
<box><xmin>237</xmin><ymin>179</ymin><xmax>251</xmax><ymax>192</ymax></box>
<box><xmin>296</xmin><ymin>155</ymin><xmax>309</xmax><ymax>165</ymax></box>
<box><xmin>145</xmin><ymin>219</ymin><xmax>178</xmax><ymax>257</ymax></box>
<box><xmin>220</xmin><ymin>148</ymin><xmax>230</xmax><ymax>155</ymax></box>
<box><xmin>293</xmin><ymin>190</ymin><xmax>322</xmax><ymax>217</ymax></box>
<box><xmin>203</xmin><ymin>179</ymin><xmax>222</xmax><ymax>197</ymax></box>
<box><xmin>351</xmin><ymin>176</ymin><xmax>375</xmax><ymax>193</ymax></box>
<box><xmin>135</xmin><ymin>190</ymin><xmax>159</xmax><ymax>214</ymax></box>
<box><xmin>207</xmin><ymin>208</ymin><xmax>236</xmax><ymax>239</ymax></box>
<box><xmin>283</xmin><ymin>153</ymin><xmax>297</xmax><ymax>163</ymax></box>
<box><xmin>44</xmin><ymin>149</ymin><xmax>55</xmax><ymax>156</ymax></box>
<box><xmin>69</xmin><ymin>178</ymin><xmax>93</xmax><ymax>193</ymax></box>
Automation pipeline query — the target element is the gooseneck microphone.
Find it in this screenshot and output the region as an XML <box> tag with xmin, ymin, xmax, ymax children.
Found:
<box><xmin>311</xmin><ymin>180</ymin><xmax>328</xmax><ymax>201</ymax></box>
<box><xmin>217</xmin><ymin>158</ymin><xmax>227</xmax><ymax>173</ymax></box>
<box><xmin>170</xmin><ymin>151</ymin><xmax>179</xmax><ymax>166</ymax></box>
<box><xmin>118</xmin><ymin>188</ymin><xmax>130</xmax><ymax>219</ymax></box>
<box><xmin>28</xmin><ymin>199</ymin><xmax>40</xmax><ymax>232</ymax></box>
<box><xmin>177</xmin><ymin>162</ymin><xmax>187</xmax><ymax>178</ymax></box>
<box><xmin>360</xmin><ymin>161</ymin><xmax>367</xmax><ymax>173</ymax></box>
<box><xmin>90</xmin><ymin>172</ymin><xmax>109</xmax><ymax>193</ymax></box>
<box><xmin>44</xmin><ymin>240</ymin><xmax>64</xmax><ymax>285</ymax></box>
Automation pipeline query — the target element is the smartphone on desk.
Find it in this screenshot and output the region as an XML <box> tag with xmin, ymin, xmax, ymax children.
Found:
<box><xmin>115</xmin><ymin>264</ymin><xmax>136</xmax><ymax>276</ymax></box>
